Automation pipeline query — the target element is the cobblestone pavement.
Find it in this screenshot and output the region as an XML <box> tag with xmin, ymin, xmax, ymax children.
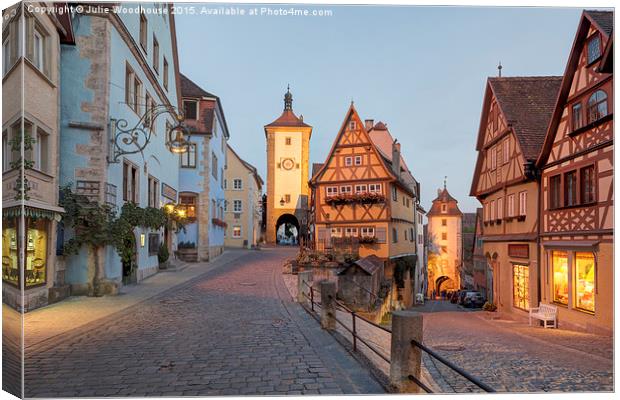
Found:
<box><xmin>284</xmin><ymin>272</ymin><xmax>613</xmax><ymax>394</ymax></box>
<box><xmin>24</xmin><ymin>248</ymin><xmax>384</xmax><ymax>397</ymax></box>
<box><xmin>420</xmin><ymin>302</ymin><xmax>613</xmax><ymax>392</ymax></box>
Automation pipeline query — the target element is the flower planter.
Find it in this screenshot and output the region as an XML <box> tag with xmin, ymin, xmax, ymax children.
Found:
<box><xmin>177</xmin><ymin>248</ymin><xmax>198</xmax><ymax>262</ymax></box>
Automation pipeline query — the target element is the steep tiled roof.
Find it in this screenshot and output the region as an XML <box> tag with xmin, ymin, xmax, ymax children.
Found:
<box><xmin>489</xmin><ymin>76</ymin><xmax>562</xmax><ymax>161</ymax></box>
<box><xmin>180</xmin><ymin>73</ymin><xmax>217</xmax><ymax>98</ymax></box>
<box><xmin>427</xmin><ymin>187</ymin><xmax>462</xmax><ymax>217</ymax></box>
<box><xmin>338</xmin><ymin>255</ymin><xmax>383</xmax><ymax>276</ymax></box>
<box><xmin>585</xmin><ymin>10</ymin><xmax>613</xmax><ymax>36</ymax></box>
<box><xmin>265</xmin><ymin>110</ymin><xmax>311</xmax><ymax>128</ymax></box>
<box><xmin>311</xmin><ymin>163</ymin><xmax>323</xmax><ymax>180</ymax></box>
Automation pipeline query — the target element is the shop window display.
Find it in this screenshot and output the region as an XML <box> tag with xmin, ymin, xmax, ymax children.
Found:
<box><xmin>2</xmin><ymin>218</ymin><xmax>47</xmax><ymax>287</ymax></box>
<box><xmin>512</xmin><ymin>264</ymin><xmax>529</xmax><ymax>310</ymax></box>
<box><xmin>2</xmin><ymin>218</ymin><xmax>19</xmax><ymax>285</ymax></box>
<box><xmin>575</xmin><ymin>252</ymin><xmax>595</xmax><ymax>312</ymax></box>
<box><xmin>552</xmin><ymin>250</ymin><xmax>568</xmax><ymax>305</ymax></box>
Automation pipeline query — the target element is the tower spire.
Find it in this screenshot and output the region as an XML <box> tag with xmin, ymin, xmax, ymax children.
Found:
<box><xmin>284</xmin><ymin>85</ymin><xmax>293</xmax><ymax>111</ymax></box>
<box><xmin>444</xmin><ymin>176</ymin><xmax>447</xmax><ymax>190</ymax></box>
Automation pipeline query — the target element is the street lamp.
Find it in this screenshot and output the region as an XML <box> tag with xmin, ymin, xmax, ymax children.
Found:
<box><xmin>109</xmin><ymin>104</ymin><xmax>190</xmax><ymax>163</ymax></box>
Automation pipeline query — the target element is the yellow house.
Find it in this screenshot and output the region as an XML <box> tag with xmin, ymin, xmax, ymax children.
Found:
<box><xmin>224</xmin><ymin>145</ymin><xmax>264</xmax><ymax>248</ymax></box>
<box><xmin>427</xmin><ymin>183</ymin><xmax>463</xmax><ymax>296</ymax></box>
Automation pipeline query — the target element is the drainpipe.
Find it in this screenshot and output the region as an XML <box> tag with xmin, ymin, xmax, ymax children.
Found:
<box><xmin>535</xmin><ymin>162</ymin><xmax>542</xmax><ymax>306</ymax></box>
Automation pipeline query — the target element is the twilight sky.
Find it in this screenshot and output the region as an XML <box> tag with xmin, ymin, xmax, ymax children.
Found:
<box><xmin>176</xmin><ymin>5</ymin><xmax>583</xmax><ymax>213</ymax></box>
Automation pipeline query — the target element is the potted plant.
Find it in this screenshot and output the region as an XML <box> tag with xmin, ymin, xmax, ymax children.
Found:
<box><xmin>158</xmin><ymin>243</ymin><xmax>170</xmax><ymax>270</ymax></box>
<box><xmin>482</xmin><ymin>301</ymin><xmax>497</xmax><ymax>318</ymax></box>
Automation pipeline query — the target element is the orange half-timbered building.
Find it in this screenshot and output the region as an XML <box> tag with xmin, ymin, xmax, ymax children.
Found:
<box><xmin>536</xmin><ymin>10</ymin><xmax>613</xmax><ymax>335</ymax></box>
<box><xmin>310</xmin><ymin>104</ymin><xmax>418</xmax><ymax>306</ymax></box>
<box><xmin>471</xmin><ymin>76</ymin><xmax>562</xmax><ymax>318</ymax></box>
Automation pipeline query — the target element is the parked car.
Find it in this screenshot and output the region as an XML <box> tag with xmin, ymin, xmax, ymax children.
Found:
<box><xmin>463</xmin><ymin>291</ymin><xmax>485</xmax><ymax>308</ymax></box>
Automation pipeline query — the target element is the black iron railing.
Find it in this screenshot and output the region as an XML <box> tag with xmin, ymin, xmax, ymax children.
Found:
<box><xmin>300</xmin><ymin>280</ymin><xmax>494</xmax><ymax>394</ymax></box>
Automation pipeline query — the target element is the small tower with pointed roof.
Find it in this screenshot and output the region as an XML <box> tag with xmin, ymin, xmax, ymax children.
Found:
<box><xmin>264</xmin><ymin>87</ymin><xmax>313</xmax><ymax>244</ymax></box>
<box><xmin>426</xmin><ymin>180</ymin><xmax>463</xmax><ymax>296</ymax></box>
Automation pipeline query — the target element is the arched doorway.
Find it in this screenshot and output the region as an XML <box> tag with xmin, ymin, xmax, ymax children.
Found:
<box><xmin>435</xmin><ymin>276</ymin><xmax>454</xmax><ymax>299</ymax></box>
<box><xmin>276</xmin><ymin>214</ymin><xmax>300</xmax><ymax>245</ymax></box>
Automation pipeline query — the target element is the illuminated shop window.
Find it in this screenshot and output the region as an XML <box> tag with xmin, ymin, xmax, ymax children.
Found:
<box><xmin>2</xmin><ymin>218</ymin><xmax>18</xmax><ymax>286</ymax></box>
<box><xmin>512</xmin><ymin>264</ymin><xmax>529</xmax><ymax>310</ymax></box>
<box><xmin>2</xmin><ymin>218</ymin><xmax>48</xmax><ymax>288</ymax></box>
<box><xmin>575</xmin><ymin>252</ymin><xmax>595</xmax><ymax>313</ymax></box>
<box><xmin>552</xmin><ymin>251</ymin><xmax>569</xmax><ymax>305</ymax></box>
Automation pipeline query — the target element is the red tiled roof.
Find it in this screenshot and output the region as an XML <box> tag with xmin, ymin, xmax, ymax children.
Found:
<box><xmin>585</xmin><ymin>10</ymin><xmax>613</xmax><ymax>36</ymax></box>
<box><xmin>265</xmin><ymin>110</ymin><xmax>311</xmax><ymax>128</ymax></box>
<box><xmin>180</xmin><ymin>73</ymin><xmax>217</xmax><ymax>98</ymax></box>
<box><xmin>489</xmin><ymin>76</ymin><xmax>562</xmax><ymax>161</ymax></box>
<box><xmin>372</xmin><ymin>121</ymin><xmax>388</xmax><ymax>130</ymax></box>
<box><xmin>427</xmin><ymin>187</ymin><xmax>462</xmax><ymax>217</ymax></box>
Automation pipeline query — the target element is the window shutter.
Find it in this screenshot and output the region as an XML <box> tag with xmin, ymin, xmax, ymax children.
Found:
<box><xmin>376</xmin><ymin>227</ymin><xmax>387</xmax><ymax>243</ymax></box>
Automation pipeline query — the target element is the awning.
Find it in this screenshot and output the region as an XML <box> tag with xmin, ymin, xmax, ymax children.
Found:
<box><xmin>2</xmin><ymin>201</ymin><xmax>64</xmax><ymax>221</ymax></box>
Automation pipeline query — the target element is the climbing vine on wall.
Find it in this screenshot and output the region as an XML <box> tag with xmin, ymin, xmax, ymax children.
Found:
<box><xmin>10</xmin><ymin>129</ymin><xmax>35</xmax><ymax>201</ymax></box>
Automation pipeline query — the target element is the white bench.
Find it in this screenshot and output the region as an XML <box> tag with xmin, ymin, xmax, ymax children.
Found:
<box><xmin>529</xmin><ymin>303</ymin><xmax>558</xmax><ymax>329</ymax></box>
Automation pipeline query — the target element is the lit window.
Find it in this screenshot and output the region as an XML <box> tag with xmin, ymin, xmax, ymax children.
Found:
<box><xmin>233</xmin><ymin>226</ymin><xmax>242</xmax><ymax>238</ymax></box>
<box><xmin>552</xmin><ymin>251</ymin><xmax>568</xmax><ymax>305</ymax></box>
<box><xmin>179</xmin><ymin>195</ymin><xmax>196</xmax><ymax>218</ymax></box>
<box><xmin>587</xmin><ymin>34</ymin><xmax>601</xmax><ymax>64</ymax></box>
<box><xmin>587</xmin><ymin>90</ymin><xmax>608</xmax><ymax>123</ymax></box>
<box><xmin>25</xmin><ymin>219</ymin><xmax>48</xmax><ymax>287</ymax></box>
<box><xmin>575</xmin><ymin>252</ymin><xmax>595</xmax><ymax>312</ymax></box>
<box><xmin>512</xmin><ymin>264</ymin><xmax>529</xmax><ymax>310</ymax></box>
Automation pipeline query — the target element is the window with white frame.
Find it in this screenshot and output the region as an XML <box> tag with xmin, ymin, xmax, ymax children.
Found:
<box><xmin>497</xmin><ymin>197</ymin><xmax>503</xmax><ymax>220</ymax></box>
<box><xmin>490</xmin><ymin>200</ymin><xmax>496</xmax><ymax>221</ymax></box>
<box><xmin>233</xmin><ymin>179</ymin><xmax>242</xmax><ymax>190</ymax></box>
<box><xmin>32</xmin><ymin>27</ymin><xmax>45</xmax><ymax>71</ymax></box>
<box><xmin>490</xmin><ymin>146</ymin><xmax>497</xmax><ymax>170</ymax></box>
<box><xmin>180</xmin><ymin>143</ymin><xmax>196</xmax><ymax>168</ymax></box>
<box><xmin>340</xmin><ymin>185</ymin><xmax>352</xmax><ymax>194</ymax></box>
<box><xmin>152</xmin><ymin>34</ymin><xmax>159</xmax><ymax>73</ymax></box>
<box><xmin>354</xmin><ymin>155</ymin><xmax>362</xmax><ymax>166</ymax></box>
<box><xmin>326</xmin><ymin>186</ymin><xmax>338</xmax><ymax>196</ymax></box>
<box><xmin>355</xmin><ymin>184</ymin><xmax>367</xmax><ymax>194</ymax></box>
<box><xmin>519</xmin><ymin>191</ymin><xmax>527</xmax><ymax>216</ymax></box>
<box><xmin>507</xmin><ymin>194</ymin><xmax>515</xmax><ymax>217</ymax></box>
<box><xmin>233</xmin><ymin>200</ymin><xmax>242</xmax><ymax>212</ymax></box>
<box><xmin>503</xmin><ymin>138</ymin><xmax>510</xmax><ymax>164</ymax></box>
<box><xmin>344</xmin><ymin>156</ymin><xmax>353</xmax><ymax>166</ymax></box>
<box><xmin>122</xmin><ymin>160</ymin><xmax>139</xmax><ymax>203</ymax></box>
<box><xmin>344</xmin><ymin>227</ymin><xmax>358</xmax><ymax>237</ymax></box>
<box><xmin>369</xmin><ymin>183</ymin><xmax>382</xmax><ymax>193</ymax></box>
<box><xmin>183</xmin><ymin>100</ymin><xmax>198</xmax><ymax>120</ymax></box>
<box><xmin>360</xmin><ymin>227</ymin><xmax>375</xmax><ymax>237</ymax></box>
<box><xmin>147</xmin><ymin>175</ymin><xmax>159</xmax><ymax>208</ymax></box>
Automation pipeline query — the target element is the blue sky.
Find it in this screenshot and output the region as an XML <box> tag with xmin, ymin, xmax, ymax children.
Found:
<box><xmin>176</xmin><ymin>5</ymin><xmax>583</xmax><ymax>213</ymax></box>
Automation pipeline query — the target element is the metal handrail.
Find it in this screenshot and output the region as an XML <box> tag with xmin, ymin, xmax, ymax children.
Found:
<box><xmin>410</xmin><ymin>339</ymin><xmax>495</xmax><ymax>393</ymax></box>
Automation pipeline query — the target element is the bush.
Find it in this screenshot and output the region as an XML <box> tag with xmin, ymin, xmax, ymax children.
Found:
<box><xmin>482</xmin><ymin>302</ymin><xmax>497</xmax><ymax>312</ymax></box>
<box><xmin>158</xmin><ymin>243</ymin><xmax>169</xmax><ymax>264</ymax></box>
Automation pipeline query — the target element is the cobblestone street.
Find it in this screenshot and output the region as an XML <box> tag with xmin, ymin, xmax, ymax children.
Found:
<box><xmin>23</xmin><ymin>248</ymin><xmax>384</xmax><ymax>397</ymax></box>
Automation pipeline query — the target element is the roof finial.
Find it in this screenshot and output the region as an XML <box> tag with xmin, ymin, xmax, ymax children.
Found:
<box><xmin>284</xmin><ymin>85</ymin><xmax>293</xmax><ymax>111</ymax></box>
<box><xmin>444</xmin><ymin>176</ymin><xmax>447</xmax><ymax>190</ymax></box>
<box><xmin>498</xmin><ymin>61</ymin><xmax>503</xmax><ymax>77</ymax></box>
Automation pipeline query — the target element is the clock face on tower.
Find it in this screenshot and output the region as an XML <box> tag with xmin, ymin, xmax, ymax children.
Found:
<box><xmin>281</xmin><ymin>158</ymin><xmax>295</xmax><ymax>170</ymax></box>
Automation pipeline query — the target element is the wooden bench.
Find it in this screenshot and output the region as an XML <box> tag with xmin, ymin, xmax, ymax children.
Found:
<box><xmin>529</xmin><ymin>303</ymin><xmax>558</xmax><ymax>329</ymax></box>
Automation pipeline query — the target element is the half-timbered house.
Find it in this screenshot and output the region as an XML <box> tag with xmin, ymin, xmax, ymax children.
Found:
<box><xmin>536</xmin><ymin>10</ymin><xmax>613</xmax><ymax>335</ymax></box>
<box><xmin>310</xmin><ymin>104</ymin><xmax>418</xmax><ymax>308</ymax></box>
<box><xmin>470</xmin><ymin>76</ymin><xmax>562</xmax><ymax>317</ymax></box>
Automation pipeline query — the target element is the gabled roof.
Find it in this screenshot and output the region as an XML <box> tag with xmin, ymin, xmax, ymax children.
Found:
<box><xmin>180</xmin><ymin>73</ymin><xmax>217</xmax><ymax>98</ymax></box>
<box><xmin>488</xmin><ymin>76</ymin><xmax>562</xmax><ymax>161</ymax></box>
<box><xmin>227</xmin><ymin>144</ymin><xmax>264</xmax><ymax>190</ymax></box>
<box><xmin>470</xmin><ymin>76</ymin><xmax>561</xmax><ymax>196</ymax></box>
<box><xmin>427</xmin><ymin>186</ymin><xmax>462</xmax><ymax>217</ymax></box>
<box><xmin>537</xmin><ymin>10</ymin><xmax>613</xmax><ymax>167</ymax></box>
<box><xmin>310</xmin><ymin>103</ymin><xmax>399</xmax><ymax>186</ymax></box>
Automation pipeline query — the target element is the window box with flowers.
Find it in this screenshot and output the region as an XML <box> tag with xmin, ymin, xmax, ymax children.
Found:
<box><xmin>358</xmin><ymin>236</ymin><xmax>378</xmax><ymax>244</ymax></box>
<box><xmin>212</xmin><ymin>218</ymin><xmax>227</xmax><ymax>228</ymax></box>
<box><xmin>325</xmin><ymin>193</ymin><xmax>386</xmax><ymax>206</ymax></box>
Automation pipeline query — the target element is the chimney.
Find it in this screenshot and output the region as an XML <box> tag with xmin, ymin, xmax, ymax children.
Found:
<box><xmin>365</xmin><ymin>119</ymin><xmax>374</xmax><ymax>130</ymax></box>
<box><xmin>300</xmin><ymin>114</ymin><xmax>304</xmax><ymax>122</ymax></box>
<box><xmin>392</xmin><ymin>140</ymin><xmax>401</xmax><ymax>177</ymax></box>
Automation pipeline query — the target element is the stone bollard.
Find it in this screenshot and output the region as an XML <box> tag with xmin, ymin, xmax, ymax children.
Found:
<box><xmin>297</xmin><ymin>271</ymin><xmax>313</xmax><ymax>303</ymax></box>
<box><xmin>320</xmin><ymin>280</ymin><xmax>337</xmax><ymax>330</ymax></box>
<box><xmin>390</xmin><ymin>310</ymin><xmax>423</xmax><ymax>393</ymax></box>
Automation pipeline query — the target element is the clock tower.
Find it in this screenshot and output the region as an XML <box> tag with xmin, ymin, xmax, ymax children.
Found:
<box><xmin>264</xmin><ymin>87</ymin><xmax>312</xmax><ymax>244</ymax></box>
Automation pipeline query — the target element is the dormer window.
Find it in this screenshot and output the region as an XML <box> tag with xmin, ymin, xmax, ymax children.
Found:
<box><xmin>587</xmin><ymin>34</ymin><xmax>601</xmax><ymax>65</ymax></box>
<box><xmin>183</xmin><ymin>100</ymin><xmax>198</xmax><ymax>120</ymax></box>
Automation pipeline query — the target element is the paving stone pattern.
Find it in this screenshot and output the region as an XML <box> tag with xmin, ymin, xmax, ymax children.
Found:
<box><xmin>23</xmin><ymin>248</ymin><xmax>384</xmax><ymax>397</ymax></box>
